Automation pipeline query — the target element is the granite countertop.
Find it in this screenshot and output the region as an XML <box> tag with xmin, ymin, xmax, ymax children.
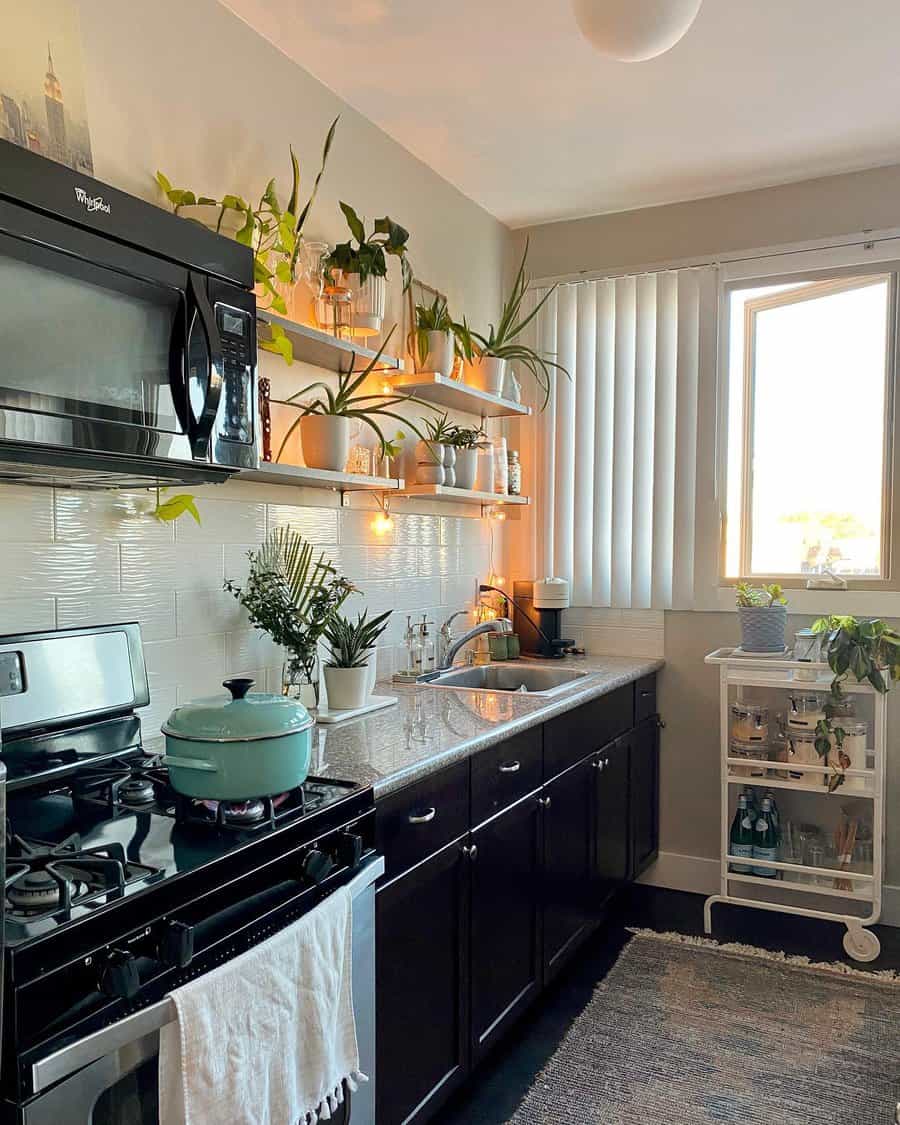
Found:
<box><xmin>309</xmin><ymin>655</ymin><xmax>664</xmax><ymax>798</ymax></box>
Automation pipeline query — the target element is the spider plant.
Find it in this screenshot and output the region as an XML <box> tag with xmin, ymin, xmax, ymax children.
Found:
<box><xmin>324</xmin><ymin>610</ymin><xmax>392</xmax><ymax>668</ymax></box>
<box><xmin>275</xmin><ymin>326</ymin><xmax>427</xmax><ymax>460</ymax></box>
<box><xmin>469</xmin><ymin>240</ymin><xmax>568</xmax><ymax>409</ymax></box>
<box><xmin>422</xmin><ymin>411</ymin><xmax>457</xmax><ymax>445</ymax></box>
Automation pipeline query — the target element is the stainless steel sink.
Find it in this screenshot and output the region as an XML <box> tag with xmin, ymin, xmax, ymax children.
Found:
<box><xmin>424</xmin><ymin>664</ymin><xmax>588</xmax><ymax>696</ymax></box>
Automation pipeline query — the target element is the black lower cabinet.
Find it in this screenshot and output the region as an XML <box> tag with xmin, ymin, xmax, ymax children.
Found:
<box><xmin>542</xmin><ymin>754</ymin><xmax>595</xmax><ymax>980</ymax></box>
<box><xmin>470</xmin><ymin>792</ymin><xmax>543</xmax><ymax>1061</ymax></box>
<box><xmin>376</xmin><ymin>839</ymin><xmax>469</xmax><ymax>1125</ymax></box>
<box><xmin>593</xmin><ymin>735</ymin><xmax>631</xmax><ymax>906</ymax></box>
<box><xmin>630</xmin><ymin>716</ymin><xmax>660</xmax><ymax>879</ymax></box>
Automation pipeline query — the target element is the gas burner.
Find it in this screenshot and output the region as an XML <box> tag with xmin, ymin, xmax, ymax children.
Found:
<box><xmin>118</xmin><ymin>776</ymin><xmax>157</xmax><ymax>806</ymax></box>
<box><xmin>73</xmin><ymin>755</ymin><xmax>172</xmax><ymax>814</ymax></box>
<box><xmin>4</xmin><ymin>832</ymin><xmax>163</xmax><ymax>922</ymax></box>
<box><xmin>201</xmin><ymin>798</ymin><xmax>268</xmax><ymax>824</ymax></box>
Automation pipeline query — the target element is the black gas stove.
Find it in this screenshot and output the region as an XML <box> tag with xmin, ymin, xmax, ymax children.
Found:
<box><xmin>0</xmin><ymin>625</ymin><xmax>378</xmax><ymax>1124</ymax></box>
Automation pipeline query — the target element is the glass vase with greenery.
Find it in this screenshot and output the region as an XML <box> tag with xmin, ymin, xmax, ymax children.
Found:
<box><xmin>224</xmin><ymin>526</ymin><xmax>354</xmax><ymax>706</ymax></box>
<box><xmin>326</xmin><ymin>203</ymin><xmax>412</xmax><ymax>291</ymax></box>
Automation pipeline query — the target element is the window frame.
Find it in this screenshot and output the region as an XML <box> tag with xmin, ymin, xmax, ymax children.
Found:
<box><xmin>721</xmin><ymin>264</ymin><xmax>900</xmax><ymax>590</ymax></box>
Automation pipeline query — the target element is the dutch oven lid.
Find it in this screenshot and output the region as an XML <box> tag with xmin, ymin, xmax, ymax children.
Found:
<box><xmin>161</xmin><ymin>678</ymin><xmax>314</xmax><ymax>743</ymax></box>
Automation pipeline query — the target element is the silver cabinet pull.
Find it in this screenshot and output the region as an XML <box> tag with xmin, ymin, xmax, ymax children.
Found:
<box><xmin>408</xmin><ymin>807</ymin><xmax>436</xmax><ymax>825</ymax></box>
<box><xmin>593</xmin><ymin>758</ymin><xmax>604</xmax><ymax>772</ymax></box>
<box><xmin>640</xmin><ymin>689</ymin><xmax>654</xmax><ymax>698</ymax></box>
<box><xmin>538</xmin><ymin>796</ymin><xmax>551</xmax><ymax>809</ymax></box>
<box><xmin>462</xmin><ymin>844</ymin><xmax>478</xmax><ymax>861</ymax></box>
<box><xmin>499</xmin><ymin>761</ymin><xmax>521</xmax><ymax>773</ymax></box>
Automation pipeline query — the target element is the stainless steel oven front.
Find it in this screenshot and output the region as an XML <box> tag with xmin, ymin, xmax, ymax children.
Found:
<box><xmin>23</xmin><ymin>860</ymin><xmax>382</xmax><ymax>1125</ymax></box>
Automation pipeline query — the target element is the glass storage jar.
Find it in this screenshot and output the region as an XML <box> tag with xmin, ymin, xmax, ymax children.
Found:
<box><xmin>730</xmin><ymin>736</ymin><xmax>767</xmax><ymax>778</ymax></box>
<box><xmin>730</xmin><ymin>702</ymin><xmax>769</xmax><ymax>744</ymax></box>
<box><xmin>786</xmin><ymin>728</ymin><xmax>820</xmax><ymax>779</ymax></box>
<box><xmin>827</xmin><ymin>719</ymin><xmax>868</xmax><ymax>792</ymax></box>
<box><xmin>787</xmin><ymin>692</ymin><xmax>826</xmax><ymax>732</ymax></box>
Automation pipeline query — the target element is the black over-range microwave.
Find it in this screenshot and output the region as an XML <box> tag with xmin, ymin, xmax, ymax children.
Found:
<box><xmin>0</xmin><ymin>140</ymin><xmax>258</xmax><ymax>487</ymax></box>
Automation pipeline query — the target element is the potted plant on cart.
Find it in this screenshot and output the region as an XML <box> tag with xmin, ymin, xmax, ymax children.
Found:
<box><xmin>735</xmin><ymin>582</ymin><xmax>788</xmax><ymax>653</ymax></box>
<box><xmin>325</xmin><ymin>204</ymin><xmax>412</xmax><ymax>338</ymax></box>
<box><xmin>225</xmin><ymin>527</ymin><xmax>355</xmax><ymax>707</ymax></box>
<box><xmin>323</xmin><ymin>609</ymin><xmax>393</xmax><ymax>710</ymax></box>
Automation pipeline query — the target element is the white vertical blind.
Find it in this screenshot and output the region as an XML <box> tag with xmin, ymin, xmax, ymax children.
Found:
<box><xmin>530</xmin><ymin>265</ymin><xmax>717</xmax><ymax>610</ymax></box>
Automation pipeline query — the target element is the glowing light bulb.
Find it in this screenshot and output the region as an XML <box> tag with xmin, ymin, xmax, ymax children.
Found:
<box><xmin>372</xmin><ymin>513</ymin><xmax>394</xmax><ymax>536</ymax></box>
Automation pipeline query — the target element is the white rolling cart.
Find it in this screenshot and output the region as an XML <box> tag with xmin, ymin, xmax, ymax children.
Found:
<box><xmin>704</xmin><ymin>648</ymin><xmax>887</xmax><ymax>962</ymax></box>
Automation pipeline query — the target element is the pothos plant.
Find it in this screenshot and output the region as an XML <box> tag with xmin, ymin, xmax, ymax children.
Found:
<box><xmin>326</xmin><ymin>203</ymin><xmax>412</xmax><ymax>291</ymax></box>
<box><xmin>151</xmin><ymin>487</ymin><xmax>200</xmax><ymax>526</ymax></box>
<box><xmin>810</xmin><ymin>615</ymin><xmax>900</xmax><ymax>790</ymax></box>
<box><xmin>156</xmin><ymin>116</ymin><xmax>339</xmax><ymax>361</ymax></box>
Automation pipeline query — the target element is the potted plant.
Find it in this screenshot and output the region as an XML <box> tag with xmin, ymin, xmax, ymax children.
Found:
<box><xmin>418</xmin><ymin>412</ymin><xmax>459</xmax><ymax>485</ymax></box>
<box><xmin>276</xmin><ymin>329</ymin><xmax>423</xmax><ymax>471</ymax></box>
<box><xmin>460</xmin><ymin>240</ymin><xmax>568</xmax><ymax>407</ymax></box>
<box><xmin>809</xmin><ymin>615</ymin><xmax>900</xmax><ymax>789</ymax></box>
<box><xmin>735</xmin><ymin>582</ymin><xmax>788</xmax><ymax>652</ymax></box>
<box><xmin>411</xmin><ymin>295</ymin><xmax>455</xmax><ymax>377</ymax></box>
<box><xmin>326</xmin><ymin>203</ymin><xmax>412</xmax><ymax>338</ymax></box>
<box><xmin>224</xmin><ymin>527</ymin><xmax>354</xmax><ymax>707</ymax></box>
<box><xmin>447</xmin><ymin>425</ymin><xmax>489</xmax><ymax>490</ymax></box>
<box><xmin>157</xmin><ymin>117</ymin><xmax>339</xmax><ymax>357</ymax></box>
<box><xmin>323</xmin><ymin>609</ymin><xmax>392</xmax><ymax>710</ymax></box>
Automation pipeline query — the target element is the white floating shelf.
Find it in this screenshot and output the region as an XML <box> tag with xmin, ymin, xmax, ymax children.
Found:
<box><xmin>258</xmin><ymin>311</ymin><xmax>404</xmax><ymax>373</ymax></box>
<box><xmin>384</xmin><ymin>372</ymin><xmax>531</xmax><ymax>419</ymax></box>
<box><xmin>236</xmin><ymin>462</ymin><xmax>404</xmax><ymax>492</ymax></box>
<box><xmin>395</xmin><ymin>485</ymin><xmax>530</xmax><ymax>505</ymax></box>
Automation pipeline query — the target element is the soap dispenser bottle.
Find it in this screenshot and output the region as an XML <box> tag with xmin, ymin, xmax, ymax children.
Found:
<box><xmin>420</xmin><ymin>615</ymin><xmax>435</xmax><ymax>674</ymax></box>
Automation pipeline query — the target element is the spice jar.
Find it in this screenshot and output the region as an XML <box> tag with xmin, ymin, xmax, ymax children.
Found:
<box><xmin>507</xmin><ymin>450</ymin><xmax>522</xmax><ymax>496</ymax></box>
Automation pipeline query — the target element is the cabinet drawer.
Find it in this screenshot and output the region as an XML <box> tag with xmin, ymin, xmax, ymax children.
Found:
<box><xmin>544</xmin><ymin>685</ymin><xmax>633</xmax><ymax>779</ymax></box>
<box><xmin>377</xmin><ymin>760</ymin><xmax>470</xmax><ymax>881</ymax></box>
<box><xmin>471</xmin><ymin>727</ymin><xmax>542</xmax><ymax>826</ymax></box>
<box><xmin>634</xmin><ymin>674</ymin><xmax>657</xmax><ymax>723</ymax></box>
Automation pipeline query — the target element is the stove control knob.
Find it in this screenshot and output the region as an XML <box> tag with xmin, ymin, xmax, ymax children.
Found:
<box><xmin>98</xmin><ymin>948</ymin><xmax>140</xmax><ymax>1000</ymax></box>
<box><xmin>302</xmin><ymin>848</ymin><xmax>334</xmax><ymax>885</ymax></box>
<box><xmin>334</xmin><ymin>832</ymin><xmax>363</xmax><ymax>870</ymax></box>
<box><xmin>158</xmin><ymin>920</ymin><xmax>194</xmax><ymax>969</ymax></box>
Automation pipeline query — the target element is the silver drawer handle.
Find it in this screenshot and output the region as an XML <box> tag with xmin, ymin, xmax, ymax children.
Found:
<box><xmin>499</xmin><ymin>761</ymin><xmax>521</xmax><ymax>773</ymax></box>
<box><xmin>640</xmin><ymin>690</ymin><xmax>654</xmax><ymax>698</ymax></box>
<box><xmin>593</xmin><ymin>758</ymin><xmax>604</xmax><ymax>771</ymax></box>
<box><xmin>408</xmin><ymin>807</ymin><xmax>436</xmax><ymax>825</ymax></box>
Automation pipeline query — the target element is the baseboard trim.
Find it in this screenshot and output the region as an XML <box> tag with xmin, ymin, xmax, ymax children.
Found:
<box><xmin>639</xmin><ymin>851</ymin><xmax>900</xmax><ymax>928</ymax></box>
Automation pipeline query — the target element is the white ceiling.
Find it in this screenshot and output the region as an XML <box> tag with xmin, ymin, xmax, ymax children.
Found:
<box><xmin>221</xmin><ymin>0</ymin><xmax>900</xmax><ymax>229</ymax></box>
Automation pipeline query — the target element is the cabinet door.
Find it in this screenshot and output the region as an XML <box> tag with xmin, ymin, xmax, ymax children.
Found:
<box><xmin>593</xmin><ymin>736</ymin><xmax>630</xmax><ymax>906</ymax></box>
<box><xmin>376</xmin><ymin>839</ymin><xmax>469</xmax><ymax>1125</ymax></box>
<box><xmin>542</xmin><ymin>755</ymin><xmax>594</xmax><ymax>981</ymax></box>
<box><xmin>470</xmin><ymin>792</ymin><xmax>543</xmax><ymax>1061</ymax></box>
<box><xmin>630</xmin><ymin>716</ymin><xmax>660</xmax><ymax>879</ymax></box>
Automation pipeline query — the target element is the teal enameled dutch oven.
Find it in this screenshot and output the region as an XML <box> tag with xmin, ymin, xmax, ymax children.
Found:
<box><xmin>161</xmin><ymin>678</ymin><xmax>315</xmax><ymax>800</ymax></box>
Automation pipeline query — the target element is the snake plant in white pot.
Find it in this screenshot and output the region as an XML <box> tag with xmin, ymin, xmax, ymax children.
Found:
<box><xmin>323</xmin><ymin>610</ymin><xmax>392</xmax><ymax>710</ymax></box>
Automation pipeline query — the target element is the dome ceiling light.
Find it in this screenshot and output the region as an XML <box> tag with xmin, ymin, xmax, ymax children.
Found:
<box><xmin>572</xmin><ymin>0</ymin><xmax>703</xmax><ymax>62</ymax></box>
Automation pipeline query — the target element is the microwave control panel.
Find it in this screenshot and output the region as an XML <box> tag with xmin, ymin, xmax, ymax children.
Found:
<box><xmin>216</xmin><ymin>305</ymin><xmax>253</xmax><ymax>445</ymax></box>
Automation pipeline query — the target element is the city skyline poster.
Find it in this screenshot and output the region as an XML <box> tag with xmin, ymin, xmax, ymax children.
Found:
<box><xmin>0</xmin><ymin>0</ymin><xmax>93</xmax><ymax>173</ymax></box>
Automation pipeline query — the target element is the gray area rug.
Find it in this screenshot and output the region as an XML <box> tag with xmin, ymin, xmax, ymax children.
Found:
<box><xmin>509</xmin><ymin>930</ymin><xmax>900</xmax><ymax>1124</ymax></box>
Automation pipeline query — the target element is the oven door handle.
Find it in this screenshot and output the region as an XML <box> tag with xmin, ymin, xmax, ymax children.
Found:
<box><xmin>30</xmin><ymin>855</ymin><xmax>384</xmax><ymax>1095</ymax></box>
<box><xmin>187</xmin><ymin>272</ymin><xmax>224</xmax><ymax>459</ymax></box>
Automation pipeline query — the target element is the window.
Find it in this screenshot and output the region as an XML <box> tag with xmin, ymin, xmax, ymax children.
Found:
<box><xmin>723</xmin><ymin>270</ymin><xmax>897</xmax><ymax>586</ymax></box>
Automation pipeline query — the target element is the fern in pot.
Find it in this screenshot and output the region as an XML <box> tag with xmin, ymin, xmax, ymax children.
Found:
<box><xmin>323</xmin><ymin>610</ymin><xmax>392</xmax><ymax>710</ymax></box>
<box><xmin>735</xmin><ymin>583</ymin><xmax>788</xmax><ymax>653</ymax></box>
<box><xmin>447</xmin><ymin>425</ymin><xmax>489</xmax><ymax>490</ymax></box>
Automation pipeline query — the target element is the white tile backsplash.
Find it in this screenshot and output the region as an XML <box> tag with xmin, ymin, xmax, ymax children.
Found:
<box><xmin>0</xmin><ymin>484</ymin><xmax>494</xmax><ymax>709</ymax></box>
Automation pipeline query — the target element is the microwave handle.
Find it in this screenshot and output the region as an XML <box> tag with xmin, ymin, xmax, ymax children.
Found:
<box><xmin>168</xmin><ymin>289</ymin><xmax>190</xmax><ymax>437</ymax></box>
<box><xmin>187</xmin><ymin>272</ymin><xmax>224</xmax><ymax>458</ymax></box>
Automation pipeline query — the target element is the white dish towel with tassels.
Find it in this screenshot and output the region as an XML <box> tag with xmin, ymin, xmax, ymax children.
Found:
<box><xmin>159</xmin><ymin>884</ymin><xmax>365</xmax><ymax>1125</ymax></box>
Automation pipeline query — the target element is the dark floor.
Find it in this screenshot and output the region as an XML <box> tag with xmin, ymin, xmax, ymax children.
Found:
<box><xmin>434</xmin><ymin>885</ymin><xmax>900</xmax><ymax>1125</ymax></box>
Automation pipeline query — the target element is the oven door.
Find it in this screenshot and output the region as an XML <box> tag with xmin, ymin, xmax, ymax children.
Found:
<box><xmin>0</xmin><ymin>197</ymin><xmax>232</xmax><ymax>480</ymax></box>
<box><xmin>23</xmin><ymin>858</ymin><xmax>381</xmax><ymax>1125</ymax></box>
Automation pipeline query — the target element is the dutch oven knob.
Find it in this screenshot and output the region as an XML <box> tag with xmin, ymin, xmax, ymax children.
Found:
<box><xmin>223</xmin><ymin>678</ymin><xmax>255</xmax><ymax>700</ymax></box>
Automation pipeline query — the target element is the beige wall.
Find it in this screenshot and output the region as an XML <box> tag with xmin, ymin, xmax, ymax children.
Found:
<box><xmin>513</xmin><ymin>162</ymin><xmax>900</xmax><ymax>281</ymax></box>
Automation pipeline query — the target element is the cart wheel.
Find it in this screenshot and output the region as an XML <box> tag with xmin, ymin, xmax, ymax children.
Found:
<box><xmin>843</xmin><ymin>926</ymin><xmax>881</xmax><ymax>963</ymax></box>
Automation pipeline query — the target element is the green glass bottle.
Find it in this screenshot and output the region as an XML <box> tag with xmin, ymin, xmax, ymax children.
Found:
<box><xmin>752</xmin><ymin>797</ymin><xmax>779</xmax><ymax>878</ymax></box>
<box><xmin>729</xmin><ymin>795</ymin><xmax>755</xmax><ymax>874</ymax></box>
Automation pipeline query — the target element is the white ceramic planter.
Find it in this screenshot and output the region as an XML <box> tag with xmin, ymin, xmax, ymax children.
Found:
<box><xmin>423</xmin><ymin>330</ymin><xmax>455</xmax><ymax>377</ymax></box>
<box><xmin>415</xmin><ymin>439</ymin><xmax>444</xmax><ymax>466</ymax></box>
<box><xmin>347</xmin><ymin>272</ymin><xmax>386</xmax><ymax>338</ymax></box>
<box><xmin>442</xmin><ymin>445</ymin><xmax>456</xmax><ymax>487</ymax></box>
<box><xmin>465</xmin><ymin>356</ymin><xmax>507</xmax><ymax>396</ymax></box>
<box><xmin>323</xmin><ymin>665</ymin><xmax>370</xmax><ymax>710</ymax></box>
<box><xmin>301</xmin><ymin>415</ymin><xmax>351</xmax><ymax>472</ymax></box>
<box><xmin>415</xmin><ymin>462</ymin><xmax>445</xmax><ymax>485</ymax></box>
<box><xmin>363</xmin><ymin>650</ymin><xmax>378</xmax><ymax>697</ymax></box>
<box><xmin>454</xmin><ymin>447</ymin><xmax>478</xmax><ymax>490</ymax></box>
